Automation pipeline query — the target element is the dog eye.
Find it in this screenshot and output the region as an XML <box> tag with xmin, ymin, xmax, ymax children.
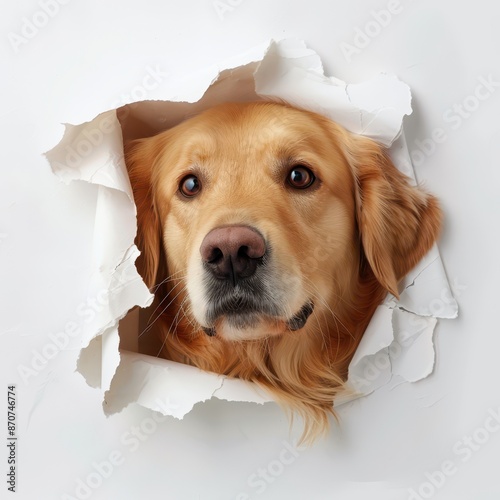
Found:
<box><xmin>287</xmin><ymin>166</ymin><xmax>315</xmax><ymax>189</ymax></box>
<box><xmin>179</xmin><ymin>175</ymin><xmax>201</xmax><ymax>197</ymax></box>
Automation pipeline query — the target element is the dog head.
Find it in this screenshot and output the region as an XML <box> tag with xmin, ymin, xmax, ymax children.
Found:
<box><xmin>125</xmin><ymin>101</ymin><xmax>441</xmax><ymax>441</ymax></box>
<box><xmin>126</xmin><ymin>101</ymin><xmax>440</xmax><ymax>343</ymax></box>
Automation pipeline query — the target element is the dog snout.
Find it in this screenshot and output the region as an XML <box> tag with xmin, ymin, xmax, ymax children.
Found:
<box><xmin>200</xmin><ymin>226</ymin><xmax>266</xmax><ymax>285</ymax></box>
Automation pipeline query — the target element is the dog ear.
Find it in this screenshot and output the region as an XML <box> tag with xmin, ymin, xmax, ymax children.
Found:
<box><xmin>342</xmin><ymin>133</ymin><xmax>442</xmax><ymax>298</ymax></box>
<box><xmin>124</xmin><ymin>137</ymin><xmax>162</xmax><ymax>289</ymax></box>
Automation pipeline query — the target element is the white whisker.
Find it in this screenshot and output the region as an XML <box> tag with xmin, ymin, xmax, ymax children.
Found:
<box><xmin>139</xmin><ymin>284</ymin><xmax>187</xmax><ymax>339</ymax></box>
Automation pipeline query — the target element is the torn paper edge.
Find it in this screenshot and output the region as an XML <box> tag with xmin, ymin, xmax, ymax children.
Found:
<box><xmin>44</xmin><ymin>38</ymin><xmax>458</xmax><ymax>420</ymax></box>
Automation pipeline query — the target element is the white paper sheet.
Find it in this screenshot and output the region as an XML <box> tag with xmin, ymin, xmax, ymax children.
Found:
<box><xmin>44</xmin><ymin>38</ymin><xmax>457</xmax><ymax>420</ymax></box>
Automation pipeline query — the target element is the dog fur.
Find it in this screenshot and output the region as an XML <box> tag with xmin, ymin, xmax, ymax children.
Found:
<box><xmin>125</xmin><ymin>101</ymin><xmax>442</xmax><ymax>441</ymax></box>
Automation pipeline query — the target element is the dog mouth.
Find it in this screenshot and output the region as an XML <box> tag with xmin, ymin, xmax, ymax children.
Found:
<box><xmin>205</xmin><ymin>293</ymin><xmax>280</xmax><ymax>329</ymax></box>
<box><xmin>201</xmin><ymin>294</ymin><xmax>314</xmax><ymax>337</ymax></box>
<box><xmin>286</xmin><ymin>301</ymin><xmax>315</xmax><ymax>331</ymax></box>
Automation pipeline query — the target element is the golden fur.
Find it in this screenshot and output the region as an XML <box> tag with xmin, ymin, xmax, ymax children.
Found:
<box><xmin>125</xmin><ymin>102</ymin><xmax>442</xmax><ymax>442</ymax></box>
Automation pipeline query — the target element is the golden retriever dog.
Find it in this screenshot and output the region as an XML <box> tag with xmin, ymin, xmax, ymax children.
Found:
<box><xmin>125</xmin><ymin>101</ymin><xmax>441</xmax><ymax>441</ymax></box>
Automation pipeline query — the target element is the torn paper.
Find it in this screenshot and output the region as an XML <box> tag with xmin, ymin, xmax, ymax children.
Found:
<box><xmin>44</xmin><ymin>38</ymin><xmax>458</xmax><ymax>422</ymax></box>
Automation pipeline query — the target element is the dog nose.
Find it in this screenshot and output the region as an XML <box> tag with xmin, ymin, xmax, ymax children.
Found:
<box><xmin>200</xmin><ymin>226</ymin><xmax>266</xmax><ymax>285</ymax></box>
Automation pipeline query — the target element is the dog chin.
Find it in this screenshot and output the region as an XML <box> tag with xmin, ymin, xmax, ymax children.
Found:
<box><xmin>215</xmin><ymin>315</ymin><xmax>288</xmax><ymax>341</ymax></box>
<box><xmin>202</xmin><ymin>300</ymin><xmax>315</xmax><ymax>341</ymax></box>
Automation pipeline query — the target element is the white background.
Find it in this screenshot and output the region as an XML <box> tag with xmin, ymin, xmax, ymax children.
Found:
<box><xmin>1</xmin><ymin>1</ymin><xmax>500</xmax><ymax>499</ymax></box>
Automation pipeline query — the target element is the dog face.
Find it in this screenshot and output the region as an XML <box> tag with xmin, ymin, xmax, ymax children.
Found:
<box><xmin>154</xmin><ymin>104</ymin><xmax>358</xmax><ymax>342</ymax></box>
<box><xmin>126</xmin><ymin>101</ymin><xmax>441</xmax><ymax>440</ymax></box>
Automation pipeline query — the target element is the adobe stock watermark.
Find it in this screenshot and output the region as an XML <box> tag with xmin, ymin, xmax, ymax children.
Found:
<box><xmin>348</xmin><ymin>321</ymin><xmax>418</xmax><ymax>392</ymax></box>
<box><xmin>61</xmin><ymin>397</ymin><xmax>179</xmax><ymax>500</ymax></box>
<box><xmin>213</xmin><ymin>0</ymin><xmax>245</xmax><ymax>21</ymax></box>
<box><xmin>349</xmin><ymin>277</ymin><xmax>467</xmax><ymax>391</ymax></box>
<box><xmin>339</xmin><ymin>0</ymin><xmax>406</xmax><ymax>63</ymax></box>
<box><xmin>234</xmin><ymin>440</ymin><xmax>305</xmax><ymax>499</ymax></box>
<box><xmin>417</xmin><ymin>276</ymin><xmax>466</xmax><ymax>318</ymax></box>
<box><xmin>407</xmin><ymin>405</ymin><xmax>500</xmax><ymax>500</ymax></box>
<box><xmin>16</xmin><ymin>260</ymin><xmax>140</xmax><ymax>385</ymax></box>
<box><xmin>8</xmin><ymin>0</ymin><xmax>72</xmax><ymax>54</ymax></box>
<box><xmin>16</xmin><ymin>289</ymin><xmax>112</xmax><ymax>385</ymax></box>
<box><xmin>61</xmin><ymin>64</ymin><xmax>170</xmax><ymax>170</ymax></box>
<box><xmin>410</xmin><ymin>74</ymin><xmax>500</xmax><ymax>167</ymax></box>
